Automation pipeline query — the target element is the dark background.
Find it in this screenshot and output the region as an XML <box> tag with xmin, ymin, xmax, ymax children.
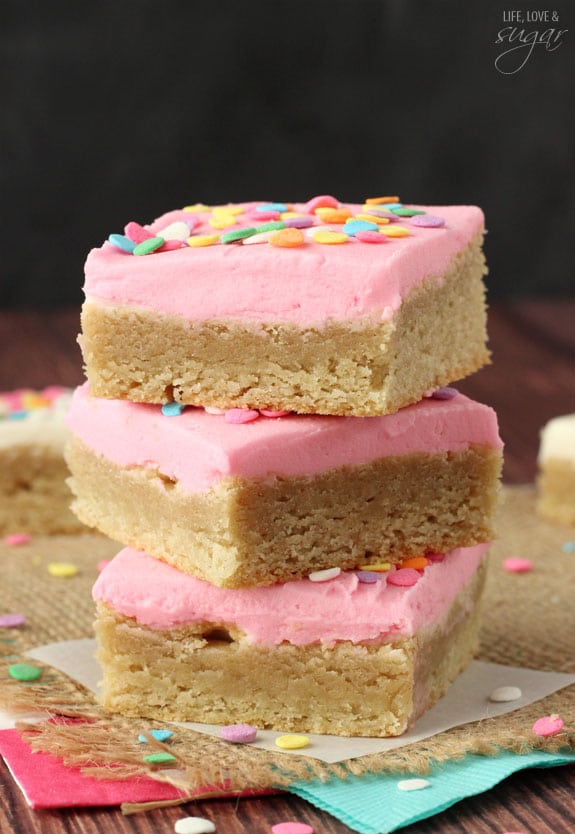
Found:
<box><xmin>1</xmin><ymin>0</ymin><xmax>573</xmax><ymax>307</ymax></box>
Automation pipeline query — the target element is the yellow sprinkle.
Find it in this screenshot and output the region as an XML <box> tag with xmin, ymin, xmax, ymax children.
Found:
<box><xmin>209</xmin><ymin>215</ymin><xmax>236</xmax><ymax>230</ymax></box>
<box><xmin>359</xmin><ymin>562</ymin><xmax>392</xmax><ymax>572</ymax></box>
<box><xmin>312</xmin><ymin>231</ymin><xmax>349</xmax><ymax>245</ymax></box>
<box><xmin>281</xmin><ymin>212</ymin><xmax>304</xmax><ymax>219</ymax></box>
<box><xmin>187</xmin><ymin>234</ymin><xmax>220</xmax><ymax>247</ymax></box>
<box><xmin>47</xmin><ymin>562</ymin><xmax>78</xmax><ymax>578</ymax></box>
<box><xmin>315</xmin><ymin>207</ymin><xmax>352</xmax><ymax>223</ymax></box>
<box><xmin>212</xmin><ymin>204</ymin><xmax>244</xmax><ymax>217</ymax></box>
<box><xmin>275</xmin><ymin>734</ymin><xmax>310</xmax><ymax>750</ymax></box>
<box><xmin>381</xmin><ymin>225</ymin><xmax>410</xmax><ymax>238</ymax></box>
<box><xmin>182</xmin><ymin>203</ymin><xmax>211</xmax><ymax>213</ymax></box>
<box><xmin>355</xmin><ymin>213</ymin><xmax>390</xmax><ymax>225</ymax></box>
<box><xmin>365</xmin><ymin>196</ymin><xmax>400</xmax><ymax>205</ymax></box>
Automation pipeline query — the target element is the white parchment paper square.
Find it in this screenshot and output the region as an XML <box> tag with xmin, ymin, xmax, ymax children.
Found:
<box><xmin>15</xmin><ymin>638</ymin><xmax>574</xmax><ymax>763</ymax></box>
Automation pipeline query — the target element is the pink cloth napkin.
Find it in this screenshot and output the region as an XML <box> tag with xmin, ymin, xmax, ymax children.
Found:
<box><xmin>0</xmin><ymin>729</ymin><xmax>271</xmax><ymax>809</ymax></box>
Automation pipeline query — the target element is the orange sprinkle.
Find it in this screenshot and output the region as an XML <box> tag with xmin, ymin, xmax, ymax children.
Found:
<box><xmin>21</xmin><ymin>393</ymin><xmax>50</xmax><ymax>409</ymax></box>
<box><xmin>398</xmin><ymin>556</ymin><xmax>429</xmax><ymax>571</ymax></box>
<box><xmin>365</xmin><ymin>196</ymin><xmax>400</xmax><ymax>205</ymax></box>
<box><xmin>315</xmin><ymin>207</ymin><xmax>352</xmax><ymax>224</ymax></box>
<box><xmin>269</xmin><ymin>228</ymin><xmax>305</xmax><ymax>248</ymax></box>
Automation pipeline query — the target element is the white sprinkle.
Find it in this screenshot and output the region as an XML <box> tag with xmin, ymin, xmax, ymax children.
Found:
<box><xmin>157</xmin><ymin>221</ymin><xmax>191</xmax><ymax>241</ymax></box>
<box><xmin>174</xmin><ymin>818</ymin><xmax>216</xmax><ymax>834</ymax></box>
<box><xmin>308</xmin><ymin>567</ymin><xmax>341</xmax><ymax>582</ymax></box>
<box><xmin>242</xmin><ymin>231</ymin><xmax>275</xmax><ymax>245</ymax></box>
<box><xmin>397</xmin><ymin>778</ymin><xmax>431</xmax><ymax>792</ymax></box>
<box><xmin>204</xmin><ymin>406</ymin><xmax>226</xmax><ymax>415</ymax></box>
<box><xmin>304</xmin><ymin>224</ymin><xmax>331</xmax><ymax>239</ymax></box>
<box><xmin>489</xmin><ymin>685</ymin><xmax>522</xmax><ymax>703</ymax></box>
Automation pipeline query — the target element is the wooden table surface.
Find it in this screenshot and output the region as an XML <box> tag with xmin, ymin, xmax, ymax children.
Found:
<box><xmin>0</xmin><ymin>301</ymin><xmax>574</xmax><ymax>834</ymax></box>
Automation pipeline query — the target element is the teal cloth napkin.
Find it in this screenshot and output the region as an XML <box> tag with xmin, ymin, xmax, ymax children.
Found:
<box><xmin>288</xmin><ymin>750</ymin><xmax>575</xmax><ymax>833</ymax></box>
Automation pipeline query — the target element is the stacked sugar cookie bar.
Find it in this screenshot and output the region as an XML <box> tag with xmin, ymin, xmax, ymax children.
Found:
<box><xmin>66</xmin><ymin>196</ymin><xmax>502</xmax><ymax>737</ymax></box>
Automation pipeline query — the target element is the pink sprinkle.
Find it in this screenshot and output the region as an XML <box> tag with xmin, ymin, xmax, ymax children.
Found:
<box><xmin>387</xmin><ymin>568</ymin><xmax>421</xmax><ymax>587</ymax></box>
<box><xmin>305</xmin><ymin>194</ymin><xmax>339</xmax><ymax>213</ymax></box>
<box><xmin>224</xmin><ymin>408</ymin><xmax>260</xmax><ymax>424</ymax></box>
<box><xmin>158</xmin><ymin>239</ymin><xmax>184</xmax><ymax>252</ymax></box>
<box><xmin>272</xmin><ymin>824</ymin><xmax>314</xmax><ymax>834</ymax></box>
<box><xmin>503</xmin><ymin>558</ymin><xmax>533</xmax><ymax>574</ymax></box>
<box><xmin>532</xmin><ymin>714</ymin><xmax>564</xmax><ymax>737</ymax></box>
<box><xmin>426</xmin><ymin>553</ymin><xmax>446</xmax><ymax>563</ymax></box>
<box><xmin>259</xmin><ymin>409</ymin><xmax>291</xmax><ymax>418</ymax></box>
<box><xmin>4</xmin><ymin>533</ymin><xmax>31</xmax><ymax>546</ymax></box>
<box><xmin>42</xmin><ymin>385</ymin><xmax>67</xmax><ymax>401</ymax></box>
<box><xmin>97</xmin><ymin>560</ymin><xmax>111</xmax><ymax>573</ymax></box>
<box><xmin>246</xmin><ymin>210</ymin><xmax>281</xmax><ymax>222</ymax></box>
<box><xmin>356</xmin><ymin>230</ymin><xmax>387</xmax><ymax>243</ymax></box>
<box><xmin>220</xmin><ymin>723</ymin><xmax>258</xmax><ymax>744</ymax></box>
<box><xmin>0</xmin><ymin>613</ymin><xmax>26</xmax><ymax>628</ymax></box>
<box><xmin>124</xmin><ymin>221</ymin><xmax>153</xmax><ymax>243</ymax></box>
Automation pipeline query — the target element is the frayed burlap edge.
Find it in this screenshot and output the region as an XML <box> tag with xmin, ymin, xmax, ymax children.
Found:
<box><xmin>1</xmin><ymin>487</ymin><xmax>574</xmax><ymax>803</ymax></box>
<box><xmin>1</xmin><ymin>642</ymin><xmax>573</xmax><ymax>796</ymax></box>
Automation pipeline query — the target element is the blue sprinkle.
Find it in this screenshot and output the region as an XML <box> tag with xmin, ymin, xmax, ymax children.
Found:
<box><xmin>108</xmin><ymin>233</ymin><xmax>136</xmax><ymax>253</ymax></box>
<box><xmin>256</xmin><ymin>203</ymin><xmax>288</xmax><ymax>213</ymax></box>
<box><xmin>138</xmin><ymin>729</ymin><xmax>174</xmax><ymax>743</ymax></box>
<box><xmin>383</xmin><ymin>203</ymin><xmax>403</xmax><ymax>210</ymax></box>
<box><xmin>8</xmin><ymin>410</ymin><xmax>29</xmax><ymax>421</ymax></box>
<box><xmin>161</xmin><ymin>402</ymin><xmax>185</xmax><ymax>417</ymax></box>
<box><xmin>562</xmin><ymin>542</ymin><xmax>575</xmax><ymax>554</ymax></box>
<box><xmin>343</xmin><ymin>219</ymin><xmax>379</xmax><ymax>236</ymax></box>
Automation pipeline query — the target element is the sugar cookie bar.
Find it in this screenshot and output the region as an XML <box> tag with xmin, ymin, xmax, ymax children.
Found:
<box><xmin>537</xmin><ymin>414</ymin><xmax>575</xmax><ymax>526</ymax></box>
<box><xmin>80</xmin><ymin>199</ymin><xmax>489</xmax><ymax>417</ymax></box>
<box><xmin>65</xmin><ymin>383</ymin><xmax>502</xmax><ymax>587</ymax></box>
<box><xmin>93</xmin><ymin>543</ymin><xmax>489</xmax><ymax>736</ymax></box>
<box><xmin>0</xmin><ymin>387</ymin><xmax>84</xmax><ymax>535</ymax></box>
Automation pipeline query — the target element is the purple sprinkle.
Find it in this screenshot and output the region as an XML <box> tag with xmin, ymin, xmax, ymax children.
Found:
<box><xmin>430</xmin><ymin>386</ymin><xmax>459</xmax><ymax>400</ymax></box>
<box><xmin>220</xmin><ymin>723</ymin><xmax>258</xmax><ymax>744</ymax></box>
<box><xmin>284</xmin><ymin>216</ymin><xmax>315</xmax><ymax>229</ymax></box>
<box><xmin>410</xmin><ymin>214</ymin><xmax>445</xmax><ymax>228</ymax></box>
<box><xmin>365</xmin><ymin>208</ymin><xmax>397</xmax><ymax>220</ymax></box>
<box><xmin>356</xmin><ymin>570</ymin><xmax>382</xmax><ymax>584</ymax></box>
<box><xmin>0</xmin><ymin>613</ymin><xmax>26</xmax><ymax>628</ymax></box>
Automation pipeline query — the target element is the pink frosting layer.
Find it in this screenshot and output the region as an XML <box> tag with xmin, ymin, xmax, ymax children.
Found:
<box><xmin>84</xmin><ymin>202</ymin><xmax>484</xmax><ymax>324</ymax></box>
<box><xmin>66</xmin><ymin>383</ymin><xmax>502</xmax><ymax>492</ymax></box>
<box><xmin>93</xmin><ymin>543</ymin><xmax>489</xmax><ymax>646</ymax></box>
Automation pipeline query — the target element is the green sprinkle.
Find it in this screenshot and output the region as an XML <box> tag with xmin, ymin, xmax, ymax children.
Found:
<box><xmin>254</xmin><ymin>221</ymin><xmax>286</xmax><ymax>233</ymax></box>
<box><xmin>391</xmin><ymin>207</ymin><xmax>426</xmax><ymax>217</ymax></box>
<box><xmin>143</xmin><ymin>752</ymin><xmax>177</xmax><ymax>764</ymax></box>
<box><xmin>133</xmin><ymin>236</ymin><xmax>165</xmax><ymax>255</ymax></box>
<box><xmin>9</xmin><ymin>663</ymin><xmax>42</xmax><ymax>682</ymax></box>
<box><xmin>221</xmin><ymin>227</ymin><xmax>257</xmax><ymax>244</ymax></box>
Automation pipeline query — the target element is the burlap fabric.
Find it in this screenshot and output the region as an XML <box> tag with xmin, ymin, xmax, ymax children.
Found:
<box><xmin>1</xmin><ymin>486</ymin><xmax>574</xmax><ymax>799</ymax></box>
